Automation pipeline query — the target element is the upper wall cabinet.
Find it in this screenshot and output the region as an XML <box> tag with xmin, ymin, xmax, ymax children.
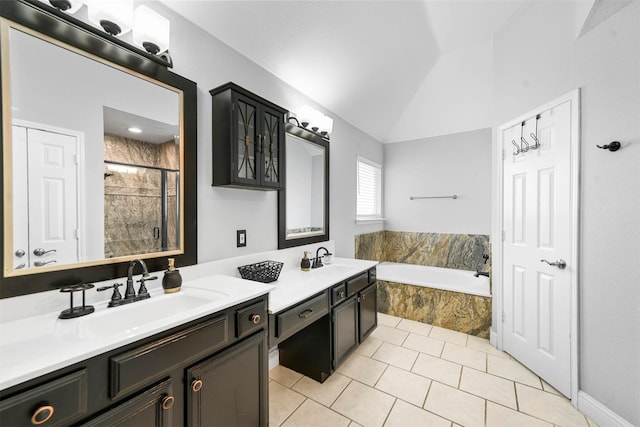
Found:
<box><xmin>210</xmin><ymin>83</ymin><xmax>287</xmax><ymax>190</ymax></box>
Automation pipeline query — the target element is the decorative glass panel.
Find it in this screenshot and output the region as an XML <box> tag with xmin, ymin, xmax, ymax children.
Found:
<box><xmin>263</xmin><ymin>111</ymin><xmax>280</xmax><ymax>183</ymax></box>
<box><xmin>237</xmin><ymin>100</ymin><xmax>257</xmax><ymax>180</ymax></box>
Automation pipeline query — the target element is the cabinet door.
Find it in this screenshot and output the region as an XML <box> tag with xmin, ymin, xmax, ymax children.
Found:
<box><xmin>358</xmin><ymin>283</ymin><xmax>378</xmax><ymax>342</ymax></box>
<box><xmin>187</xmin><ymin>331</ymin><xmax>267</xmax><ymax>427</ymax></box>
<box><xmin>81</xmin><ymin>379</ymin><xmax>173</xmax><ymax>427</ymax></box>
<box><xmin>232</xmin><ymin>93</ymin><xmax>260</xmax><ymax>186</ymax></box>
<box><xmin>260</xmin><ymin>105</ymin><xmax>284</xmax><ymax>189</ymax></box>
<box><xmin>333</xmin><ymin>295</ymin><xmax>358</xmax><ymax>368</ymax></box>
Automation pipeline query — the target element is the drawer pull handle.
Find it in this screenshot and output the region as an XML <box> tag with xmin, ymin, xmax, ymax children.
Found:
<box><xmin>338</xmin><ymin>291</ymin><xmax>345</xmax><ymax>298</ymax></box>
<box><xmin>31</xmin><ymin>405</ymin><xmax>54</xmax><ymax>425</ymax></box>
<box><xmin>191</xmin><ymin>379</ymin><xmax>203</xmax><ymax>392</ymax></box>
<box><xmin>298</xmin><ymin>309</ymin><xmax>313</xmax><ymax>318</ymax></box>
<box><xmin>251</xmin><ymin>314</ymin><xmax>261</xmax><ymax>324</ymax></box>
<box><xmin>161</xmin><ymin>395</ymin><xmax>175</xmax><ymax>410</ymax></box>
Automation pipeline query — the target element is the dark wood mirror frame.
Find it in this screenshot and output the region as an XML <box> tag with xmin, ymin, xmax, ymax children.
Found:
<box><xmin>278</xmin><ymin>122</ymin><xmax>330</xmax><ymax>249</ymax></box>
<box><xmin>0</xmin><ymin>0</ymin><xmax>198</xmax><ymax>298</ymax></box>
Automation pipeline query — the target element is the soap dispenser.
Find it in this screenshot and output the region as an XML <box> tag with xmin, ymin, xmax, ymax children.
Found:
<box><xmin>162</xmin><ymin>258</ymin><xmax>182</xmax><ymax>293</ymax></box>
<box><xmin>300</xmin><ymin>251</ymin><xmax>311</xmax><ymax>271</ymax></box>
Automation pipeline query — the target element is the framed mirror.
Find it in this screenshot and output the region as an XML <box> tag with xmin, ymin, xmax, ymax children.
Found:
<box><xmin>278</xmin><ymin>122</ymin><xmax>329</xmax><ymax>249</ymax></box>
<box><xmin>0</xmin><ymin>1</ymin><xmax>197</xmax><ymax>298</ymax></box>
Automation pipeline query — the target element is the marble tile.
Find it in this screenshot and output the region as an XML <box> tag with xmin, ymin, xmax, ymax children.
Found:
<box><xmin>402</xmin><ymin>333</ymin><xmax>445</xmax><ymax>357</ymax></box>
<box><xmin>486</xmin><ymin>401</ymin><xmax>552</xmax><ymax>427</ymax></box>
<box><xmin>269</xmin><ymin>381</ymin><xmax>306</xmax><ymax>427</ymax></box>
<box><xmin>516</xmin><ymin>383</ymin><xmax>589</xmax><ymax>427</ymax></box>
<box><xmin>270</xmin><ymin>365</ymin><xmax>304</xmax><ymax>387</ymax></box>
<box><xmin>370</xmin><ymin>325</ymin><xmax>409</xmax><ymax>346</ymax></box>
<box><xmin>336</xmin><ymin>354</ymin><xmax>388</xmax><ymax>386</ymax></box>
<box><xmin>374</xmin><ymin>365</ymin><xmax>431</xmax><ymax>407</ymax></box>
<box><xmin>282</xmin><ymin>398</ymin><xmax>350</xmax><ymax>427</ymax></box>
<box><xmin>424</xmin><ymin>381</ymin><xmax>485</xmax><ymax>427</ymax></box>
<box><xmin>487</xmin><ymin>355</ymin><xmax>542</xmax><ymax>388</ymax></box>
<box><xmin>441</xmin><ymin>342</ymin><xmax>487</xmax><ymax>371</ymax></box>
<box><xmin>466</xmin><ymin>335</ymin><xmax>510</xmax><ymax>358</ymax></box>
<box><xmin>354</xmin><ymin>231</ymin><xmax>386</xmax><ymax>262</ymax></box>
<box><xmin>355</xmin><ymin>337</ymin><xmax>383</xmax><ymax>357</ymax></box>
<box><xmin>429</xmin><ymin>326</ymin><xmax>469</xmax><ymax>346</ymax></box>
<box><xmin>331</xmin><ymin>381</ymin><xmax>395</xmax><ymax>427</ymax></box>
<box><xmin>384</xmin><ymin>399</ymin><xmax>450</xmax><ymax>427</ymax></box>
<box><xmin>372</xmin><ymin>342</ymin><xmax>419</xmax><ymax>370</ymax></box>
<box><xmin>378</xmin><ymin>313</ymin><xmax>402</xmax><ymax>327</ymax></box>
<box><xmin>459</xmin><ymin>367</ymin><xmax>517</xmax><ymax>409</ymax></box>
<box><xmin>292</xmin><ymin>373</ymin><xmax>351</xmax><ymax>407</ymax></box>
<box><xmin>411</xmin><ymin>353</ymin><xmax>462</xmax><ymax>387</ymax></box>
<box><xmin>541</xmin><ymin>379</ymin><xmax>562</xmax><ymax>396</ymax></box>
<box><xmin>396</xmin><ymin>318</ymin><xmax>433</xmax><ymax>336</ymax></box>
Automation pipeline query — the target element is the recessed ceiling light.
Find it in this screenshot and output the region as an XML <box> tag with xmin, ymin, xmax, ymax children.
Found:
<box><xmin>128</xmin><ymin>127</ymin><xmax>142</xmax><ymax>133</ymax></box>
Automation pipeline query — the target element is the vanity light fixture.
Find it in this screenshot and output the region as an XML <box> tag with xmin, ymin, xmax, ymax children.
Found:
<box><xmin>291</xmin><ymin>106</ymin><xmax>333</xmax><ymax>140</ymax></box>
<box><xmin>127</xmin><ymin>126</ymin><xmax>142</xmax><ymax>134</ymax></box>
<box><xmin>33</xmin><ymin>0</ymin><xmax>174</xmax><ymax>67</ymax></box>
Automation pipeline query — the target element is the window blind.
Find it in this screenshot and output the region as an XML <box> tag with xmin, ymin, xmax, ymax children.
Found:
<box><xmin>357</xmin><ymin>157</ymin><xmax>382</xmax><ymax>219</ymax></box>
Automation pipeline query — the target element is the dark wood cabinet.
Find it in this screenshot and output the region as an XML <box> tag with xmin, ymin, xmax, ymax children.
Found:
<box><xmin>359</xmin><ymin>282</ymin><xmax>378</xmax><ymax>342</ymax></box>
<box><xmin>210</xmin><ymin>82</ymin><xmax>286</xmax><ymax>190</ymax></box>
<box><xmin>187</xmin><ymin>331</ymin><xmax>267</xmax><ymax>426</ymax></box>
<box><xmin>332</xmin><ymin>295</ymin><xmax>359</xmax><ymax>368</ymax></box>
<box><xmin>0</xmin><ymin>296</ymin><xmax>268</xmax><ymax>427</ymax></box>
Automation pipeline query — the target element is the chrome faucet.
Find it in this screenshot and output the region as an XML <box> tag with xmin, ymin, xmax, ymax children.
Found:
<box><xmin>474</xmin><ymin>271</ymin><xmax>490</xmax><ymax>278</ymax></box>
<box><xmin>312</xmin><ymin>247</ymin><xmax>330</xmax><ymax>269</ymax></box>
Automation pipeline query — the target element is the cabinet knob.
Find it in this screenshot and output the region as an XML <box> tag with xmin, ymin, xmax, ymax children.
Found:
<box><xmin>338</xmin><ymin>291</ymin><xmax>345</xmax><ymax>298</ymax></box>
<box><xmin>250</xmin><ymin>314</ymin><xmax>261</xmax><ymax>324</ymax></box>
<box><xmin>191</xmin><ymin>379</ymin><xmax>203</xmax><ymax>392</ymax></box>
<box><xmin>161</xmin><ymin>395</ymin><xmax>175</xmax><ymax>410</ymax></box>
<box><xmin>31</xmin><ymin>405</ymin><xmax>54</xmax><ymax>425</ymax></box>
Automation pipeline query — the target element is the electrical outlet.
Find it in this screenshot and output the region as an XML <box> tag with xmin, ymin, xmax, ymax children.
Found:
<box><xmin>237</xmin><ymin>229</ymin><xmax>246</xmax><ymax>247</ymax></box>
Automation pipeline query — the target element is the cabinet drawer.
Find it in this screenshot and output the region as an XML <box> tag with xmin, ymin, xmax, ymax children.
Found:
<box><xmin>346</xmin><ymin>272</ymin><xmax>369</xmax><ymax>297</ymax></box>
<box><xmin>237</xmin><ymin>300</ymin><xmax>267</xmax><ymax>339</ymax></box>
<box><xmin>0</xmin><ymin>369</ymin><xmax>88</xmax><ymax>427</ymax></box>
<box><xmin>331</xmin><ymin>283</ymin><xmax>347</xmax><ymax>306</ymax></box>
<box><xmin>110</xmin><ymin>315</ymin><xmax>228</xmax><ymax>399</ymax></box>
<box><xmin>276</xmin><ymin>292</ymin><xmax>328</xmax><ymax>340</ymax></box>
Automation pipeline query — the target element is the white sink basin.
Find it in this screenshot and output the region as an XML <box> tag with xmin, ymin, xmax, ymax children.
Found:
<box><xmin>73</xmin><ymin>287</ymin><xmax>227</xmax><ymax>339</ymax></box>
<box><xmin>309</xmin><ymin>264</ymin><xmax>354</xmax><ymax>275</ymax></box>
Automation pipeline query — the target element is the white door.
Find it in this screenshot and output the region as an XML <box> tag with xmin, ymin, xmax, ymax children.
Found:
<box><xmin>501</xmin><ymin>95</ymin><xmax>577</xmax><ymax>397</ymax></box>
<box><xmin>11</xmin><ymin>126</ymin><xmax>29</xmax><ymax>270</ymax></box>
<box><xmin>12</xmin><ymin>126</ymin><xmax>80</xmax><ymax>269</ymax></box>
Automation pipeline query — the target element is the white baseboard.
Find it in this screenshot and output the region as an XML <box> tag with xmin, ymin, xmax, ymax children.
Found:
<box><xmin>268</xmin><ymin>347</ymin><xmax>279</xmax><ymax>371</ymax></box>
<box><xmin>577</xmin><ymin>391</ymin><xmax>634</xmax><ymax>427</ymax></box>
<box><xmin>490</xmin><ymin>329</ymin><xmax>497</xmax><ymax>347</ymax></box>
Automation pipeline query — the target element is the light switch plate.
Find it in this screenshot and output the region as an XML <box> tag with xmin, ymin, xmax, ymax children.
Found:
<box><xmin>237</xmin><ymin>229</ymin><xmax>246</xmax><ymax>247</ymax></box>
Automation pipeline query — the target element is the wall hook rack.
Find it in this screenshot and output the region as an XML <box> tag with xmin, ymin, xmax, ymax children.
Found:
<box><xmin>596</xmin><ymin>141</ymin><xmax>621</xmax><ymax>152</ymax></box>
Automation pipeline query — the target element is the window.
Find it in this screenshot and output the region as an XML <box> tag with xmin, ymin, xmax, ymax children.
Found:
<box><xmin>356</xmin><ymin>156</ymin><xmax>382</xmax><ymax>221</ymax></box>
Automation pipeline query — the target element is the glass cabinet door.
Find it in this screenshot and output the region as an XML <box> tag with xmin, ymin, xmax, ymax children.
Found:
<box><xmin>262</xmin><ymin>107</ymin><xmax>282</xmax><ymax>187</ymax></box>
<box><xmin>235</xmin><ymin>96</ymin><xmax>259</xmax><ymax>183</ymax></box>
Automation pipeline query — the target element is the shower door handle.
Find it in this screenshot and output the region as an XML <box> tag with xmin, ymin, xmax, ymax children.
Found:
<box><xmin>540</xmin><ymin>259</ymin><xmax>566</xmax><ymax>270</ymax></box>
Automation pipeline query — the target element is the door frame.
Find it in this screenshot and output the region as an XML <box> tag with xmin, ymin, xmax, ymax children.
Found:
<box><xmin>11</xmin><ymin>119</ymin><xmax>86</xmax><ymax>262</ymax></box>
<box><xmin>493</xmin><ymin>89</ymin><xmax>580</xmax><ymax>404</ymax></box>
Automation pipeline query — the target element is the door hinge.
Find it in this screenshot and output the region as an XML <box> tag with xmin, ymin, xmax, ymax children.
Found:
<box><xmin>74</xmin><ymin>229</ymin><xmax>80</xmax><ymax>239</ymax></box>
<box><xmin>74</xmin><ymin>154</ymin><xmax>79</xmax><ymax>165</ymax></box>
<box><xmin>501</xmin><ymin>230</ymin><xmax>506</xmax><ymax>241</ymax></box>
<box><xmin>502</xmin><ymin>150</ymin><xmax>505</xmax><ymax>160</ymax></box>
<box><xmin>502</xmin><ymin>312</ymin><xmax>506</xmax><ymax>323</ymax></box>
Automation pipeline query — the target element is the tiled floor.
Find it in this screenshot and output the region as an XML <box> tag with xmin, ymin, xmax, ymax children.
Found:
<box><xmin>269</xmin><ymin>313</ymin><xmax>596</xmax><ymax>427</ymax></box>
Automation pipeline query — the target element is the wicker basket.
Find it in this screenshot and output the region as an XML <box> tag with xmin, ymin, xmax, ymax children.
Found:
<box><xmin>237</xmin><ymin>260</ymin><xmax>284</xmax><ymax>283</ymax></box>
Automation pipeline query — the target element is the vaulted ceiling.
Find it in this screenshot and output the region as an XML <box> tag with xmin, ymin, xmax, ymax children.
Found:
<box><xmin>161</xmin><ymin>1</ymin><xmax>605</xmax><ymax>143</ymax></box>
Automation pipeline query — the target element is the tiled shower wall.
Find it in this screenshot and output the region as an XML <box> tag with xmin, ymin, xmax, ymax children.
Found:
<box><xmin>355</xmin><ymin>231</ymin><xmax>492</xmax><ymax>338</ymax></box>
<box><xmin>104</xmin><ymin>134</ymin><xmax>178</xmax><ymax>258</ymax></box>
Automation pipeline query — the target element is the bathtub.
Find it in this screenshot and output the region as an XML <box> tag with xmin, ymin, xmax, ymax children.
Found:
<box><xmin>376</xmin><ymin>262</ymin><xmax>490</xmax><ymax>297</ymax></box>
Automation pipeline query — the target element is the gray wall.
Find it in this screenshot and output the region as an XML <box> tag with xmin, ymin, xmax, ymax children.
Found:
<box><xmin>148</xmin><ymin>2</ymin><xmax>384</xmax><ymax>261</ymax></box>
<box><xmin>492</xmin><ymin>1</ymin><xmax>639</xmax><ymax>424</ymax></box>
<box><xmin>384</xmin><ymin>128</ymin><xmax>492</xmax><ymax>234</ymax></box>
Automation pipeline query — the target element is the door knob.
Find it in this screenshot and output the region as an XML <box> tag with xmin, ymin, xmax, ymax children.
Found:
<box><xmin>541</xmin><ymin>259</ymin><xmax>567</xmax><ymax>269</ymax></box>
<box><xmin>15</xmin><ymin>249</ymin><xmax>25</xmax><ymax>257</ymax></box>
<box><xmin>191</xmin><ymin>379</ymin><xmax>203</xmax><ymax>392</ymax></box>
<box><xmin>34</xmin><ymin>260</ymin><xmax>57</xmax><ymax>267</ymax></box>
<box><xmin>33</xmin><ymin>248</ymin><xmax>57</xmax><ymax>257</ymax></box>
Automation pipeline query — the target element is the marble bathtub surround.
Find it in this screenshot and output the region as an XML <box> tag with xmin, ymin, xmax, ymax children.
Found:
<box><xmin>377</xmin><ymin>280</ymin><xmax>491</xmax><ymax>338</ymax></box>
<box><xmin>355</xmin><ymin>231</ymin><xmax>491</xmax><ymax>272</ymax></box>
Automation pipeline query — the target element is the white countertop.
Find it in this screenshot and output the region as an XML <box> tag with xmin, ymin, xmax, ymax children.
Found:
<box><xmin>0</xmin><ymin>274</ymin><xmax>274</xmax><ymax>391</ymax></box>
<box><xmin>267</xmin><ymin>257</ymin><xmax>378</xmax><ymax>313</ymax></box>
